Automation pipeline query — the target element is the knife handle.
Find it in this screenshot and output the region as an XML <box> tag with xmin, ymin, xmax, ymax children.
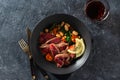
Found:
<box><xmin>29</xmin><ymin>58</ymin><xmax>36</xmax><ymax>80</ymax></box>
<box><xmin>33</xmin><ymin>61</ymin><xmax>50</xmax><ymax>80</ymax></box>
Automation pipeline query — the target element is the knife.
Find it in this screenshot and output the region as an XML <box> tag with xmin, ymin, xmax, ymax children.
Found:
<box><xmin>26</xmin><ymin>27</ymin><xmax>36</xmax><ymax>80</ymax></box>
<box><xmin>26</xmin><ymin>27</ymin><xmax>50</xmax><ymax>80</ymax></box>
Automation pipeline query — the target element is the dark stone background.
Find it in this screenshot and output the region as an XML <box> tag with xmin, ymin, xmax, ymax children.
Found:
<box><xmin>0</xmin><ymin>0</ymin><xmax>120</xmax><ymax>80</ymax></box>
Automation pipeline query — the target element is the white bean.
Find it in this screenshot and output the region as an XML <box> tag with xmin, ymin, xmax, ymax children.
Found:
<box><xmin>72</xmin><ymin>31</ymin><xmax>78</xmax><ymax>35</ymax></box>
<box><xmin>45</xmin><ymin>29</ymin><xmax>49</xmax><ymax>32</ymax></box>
<box><xmin>56</xmin><ymin>33</ymin><xmax>61</xmax><ymax>37</ymax></box>
<box><xmin>64</xmin><ymin>24</ymin><xmax>69</xmax><ymax>31</ymax></box>
<box><xmin>61</xmin><ymin>21</ymin><xmax>65</xmax><ymax>26</ymax></box>
<box><xmin>59</xmin><ymin>31</ymin><xmax>64</xmax><ymax>36</ymax></box>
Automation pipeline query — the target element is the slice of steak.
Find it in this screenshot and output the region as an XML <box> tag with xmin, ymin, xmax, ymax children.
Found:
<box><xmin>56</xmin><ymin>42</ymin><xmax>68</xmax><ymax>52</ymax></box>
<box><xmin>54</xmin><ymin>57</ymin><xmax>64</xmax><ymax>68</ymax></box>
<box><xmin>39</xmin><ymin>33</ymin><xmax>55</xmax><ymax>44</ymax></box>
<box><xmin>54</xmin><ymin>53</ymin><xmax>70</xmax><ymax>68</ymax></box>
<box><xmin>49</xmin><ymin>43</ymin><xmax>60</xmax><ymax>56</ymax></box>
<box><xmin>40</xmin><ymin>43</ymin><xmax>49</xmax><ymax>48</ymax></box>
<box><xmin>69</xmin><ymin>54</ymin><xmax>76</xmax><ymax>59</ymax></box>
<box><xmin>40</xmin><ymin>47</ymin><xmax>50</xmax><ymax>55</ymax></box>
<box><xmin>39</xmin><ymin>43</ymin><xmax>50</xmax><ymax>55</ymax></box>
<box><xmin>45</xmin><ymin>37</ymin><xmax>61</xmax><ymax>44</ymax></box>
<box><xmin>58</xmin><ymin>45</ymin><xmax>68</xmax><ymax>52</ymax></box>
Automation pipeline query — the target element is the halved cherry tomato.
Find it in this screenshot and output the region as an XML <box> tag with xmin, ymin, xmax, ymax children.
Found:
<box><xmin>45</xmin><ymin>53</ymin><xmax>53</xmax><ymax>61</ymax></box>
<box><xmin>52</xmin><ymin>28</ymin><xmax>58</xmax><ymax>35</ymax></box>
<box><xmin>61</xmin><ymin>36</ymin><xmax>66</xmax><ymax>42</ymax></box>
<box><xmin>69</xmin><ymin>45</ymin><xmax>75</xmax><ymax>51</ymax></box>
<box><xmin>71</xmin><ymin>35</ymin><xmax>78</xmax><ymax>42</ymax></box>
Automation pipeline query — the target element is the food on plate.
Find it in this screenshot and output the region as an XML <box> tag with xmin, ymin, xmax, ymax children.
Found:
<box><xmin>39</xmin><ymin>22</ymin><xmax>85</xmax><ymax>68</ymax></box>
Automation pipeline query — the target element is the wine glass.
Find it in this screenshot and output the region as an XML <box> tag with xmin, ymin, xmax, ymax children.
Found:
<box><xmin>84</xmin><ymin>0</ymin><xmax>110</xmax><ymax>21</ymax></box>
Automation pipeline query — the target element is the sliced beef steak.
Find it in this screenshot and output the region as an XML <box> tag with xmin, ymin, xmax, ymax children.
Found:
<box><xmin>40</xmin><ymin>47</ymin><xmax>50</xmax><ymax>55</ymax></box>
<box><xmin>49</xmin><ymin>43</ymin><xmax>60</xmax><ymax>56</ymax></box>
<box><xmin>39</xmin><ymin>33</ymin><xmax>55</xmax><ymax>44</ymax></box>
<box><xmin>45</xmin><ymin>37</ymin><xmax>61</xmax><ymax>44</ymax></box>
<box><xmin>54</xmin><ymin>53</ymin><xmax>70</xmax><ymax>68</ymax></box>
<box><xmin>56</xmin><ymin>41</ymin><xmax>68</xmax><ymax>52</ymax></box>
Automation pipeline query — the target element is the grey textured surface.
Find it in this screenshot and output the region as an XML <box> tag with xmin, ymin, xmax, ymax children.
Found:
<box><xmin>0</xmin><ymin>0</ymin><xmax>120</xmax><ymax>80</ymax></box>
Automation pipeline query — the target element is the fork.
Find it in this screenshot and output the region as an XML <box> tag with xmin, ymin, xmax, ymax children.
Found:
<box><xmin>18</xmin><ymin>39</ymin><xmax>36</xmax><ymax>80</ymax></box>
<box><xmin>18</xmin><ymin>39</ymin><xmax>32</xmax><ymax>59</ymax></box>
<box><xmin>18</xmin><ymin>39</ymin><xmax>50</xmax><ymax>80</ymax></box>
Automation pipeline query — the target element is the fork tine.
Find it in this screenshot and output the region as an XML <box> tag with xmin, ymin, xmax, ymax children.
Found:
<box><xmin>20</xmin><ymin>39</ymin><xmax>25</xmax><ymax>47</ymax></box>
<box><xmin>21</xmin><ymin>39</ymin><xmax>27</xmax><ymax>45</ymax></box>
<box><xmin>18</xmin><ymin>39</ymin><xmax>25</xmax><ymax>48</ymax></box>
<box><xmin>18</xmin><ymin>39</ymin><xmax>29</xmax><ymax>49</ymax></box>
<box><xmin>18</xmin><ymin>40</ymin><xmax>24</xmax><ymax>49</ymax></box>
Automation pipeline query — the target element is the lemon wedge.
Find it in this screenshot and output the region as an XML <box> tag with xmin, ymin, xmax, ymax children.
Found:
<box><xmin>67</xmin><ymin>38</ymin><xmax>85</xmax><ymax>58</ymax></box>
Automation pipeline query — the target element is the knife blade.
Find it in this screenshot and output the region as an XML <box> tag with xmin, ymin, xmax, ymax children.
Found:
<box><xmin>26</xmin><ymin>27</ymin><xmax>32</xmax><ymax>45</ymax></box>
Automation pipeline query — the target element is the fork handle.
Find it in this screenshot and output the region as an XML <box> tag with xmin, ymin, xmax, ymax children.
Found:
<box><xmin>26</xmin><ymin>51</ymin><xmax>32</xmax><ymax>59</ymax></box>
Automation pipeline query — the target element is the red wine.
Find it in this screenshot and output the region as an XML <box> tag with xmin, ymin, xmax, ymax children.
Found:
<box><xmin>85</xmin><ymin>1</ymin><xmax>105</xmax><ymax>20</ymax></box>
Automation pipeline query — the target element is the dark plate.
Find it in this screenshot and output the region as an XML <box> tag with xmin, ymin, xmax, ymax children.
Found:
<box><xmin>30</xmin><ymin>14</ymin><xmax>91</xmax><ymax>75</ymax></box>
